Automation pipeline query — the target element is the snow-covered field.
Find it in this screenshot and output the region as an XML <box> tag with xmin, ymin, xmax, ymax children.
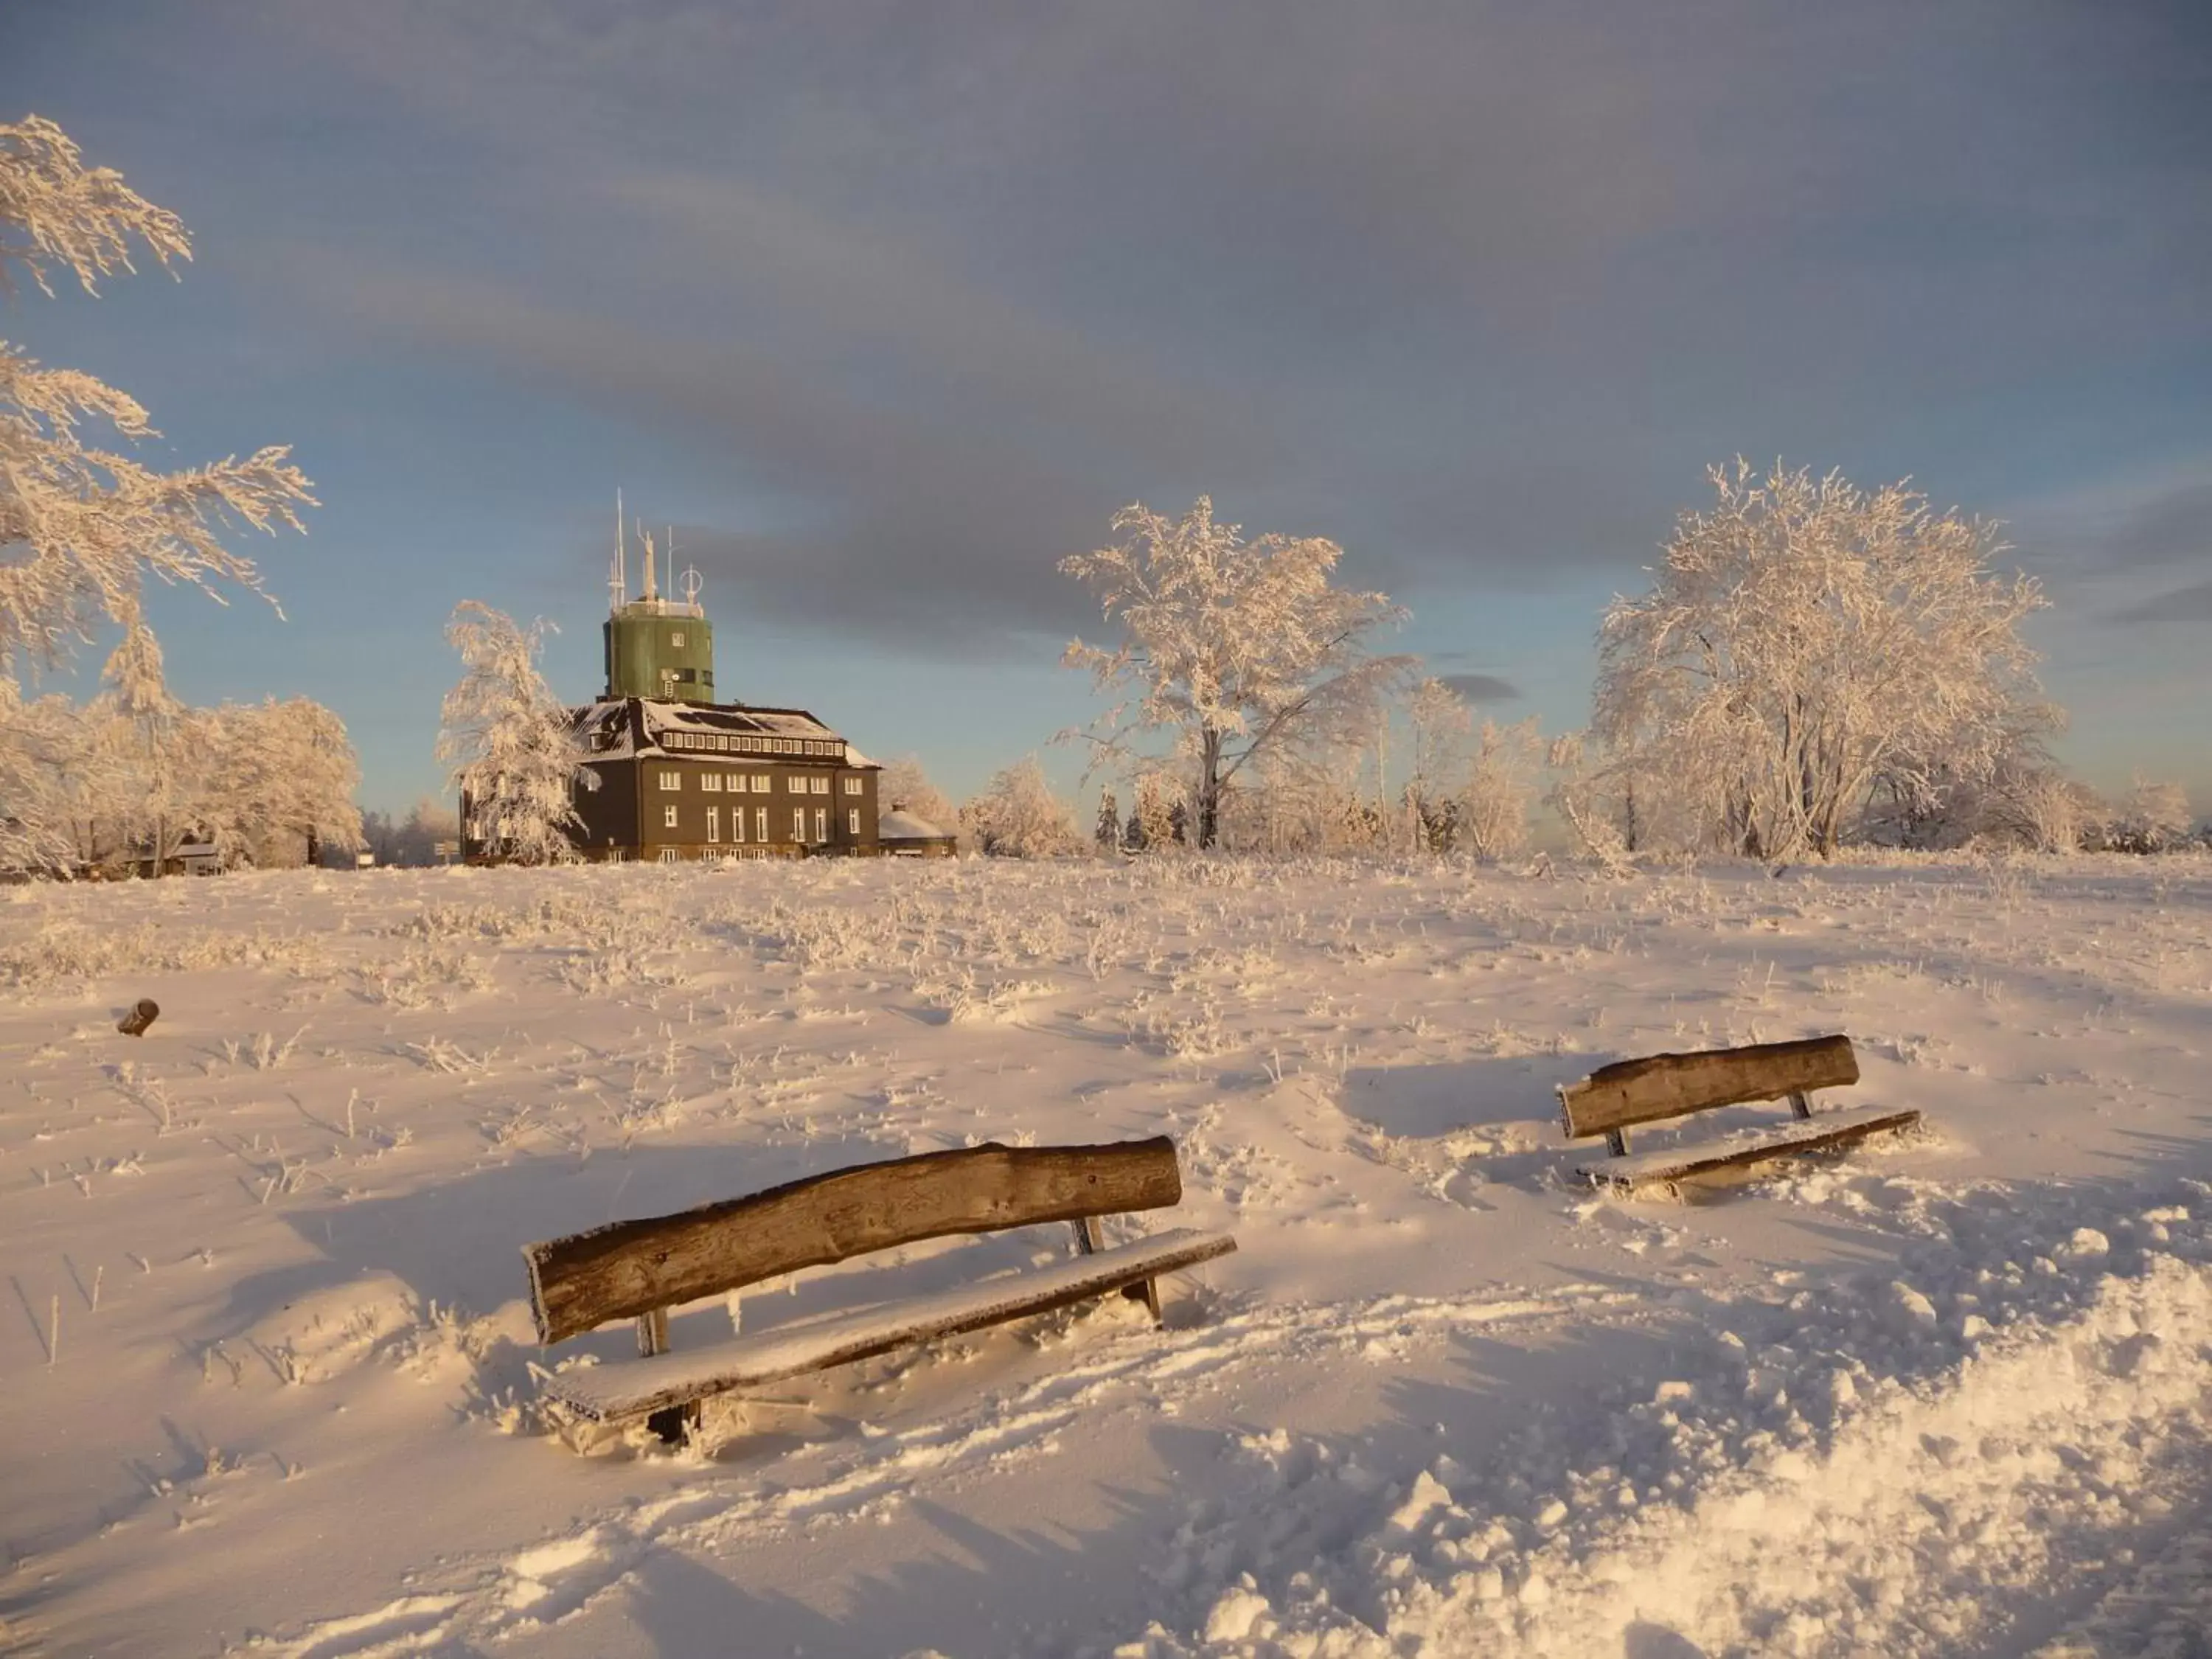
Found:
<box><xmin>4</xmin><ymin>853</ymin><xmax>2211</xmax><ymax>1658</ymax></box>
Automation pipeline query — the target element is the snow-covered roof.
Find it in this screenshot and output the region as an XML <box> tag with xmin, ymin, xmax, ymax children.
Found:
<box><xmin>878</xmin><ymin>807</ymin><xmax>953</xmax><ymax>841</ymax></box>
<box><xmin>571</xmin><ymin>698</ymin><xmax>868</xmax><ymax>762</ymax></box>
<box><xmin>640</xmin><ymin>700</ymin><xmax>833</xmax><ymax>740</ymax></box>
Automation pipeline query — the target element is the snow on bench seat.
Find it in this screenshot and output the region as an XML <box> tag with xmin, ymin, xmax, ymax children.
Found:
<box><xmin>1576</xmin><ymin>1104</ymin><xmax>1923</xmax><ymax>1194</ymax></box>
<box><xmin>543</xmin><ymin>1227</ymin><xmax>1238</xmax><ymax>1425</ymax></box>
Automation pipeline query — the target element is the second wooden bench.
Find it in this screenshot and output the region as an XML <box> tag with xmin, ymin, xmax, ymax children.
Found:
<box><xmin>1557</xmin><ymin>1033</ymin><xmax>1921</xmax><ymax>1197</ymax></box>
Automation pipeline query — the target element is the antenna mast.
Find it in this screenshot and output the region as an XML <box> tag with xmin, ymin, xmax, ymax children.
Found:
<box><xmin>611</xmin><ymin>487</ymin><xmax>627</xmax><ymax>612</ymax></box>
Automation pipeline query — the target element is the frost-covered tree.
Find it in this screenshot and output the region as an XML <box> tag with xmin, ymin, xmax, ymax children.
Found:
<box><xmin>401</xmin><ymin>796</ymin><xmax>461</xmax><ymax>863</ymax></box>
<box><xmin>364</xmin><ymin>795</ymin><xmax>461</xmax><ymax>866</ymax></box>
<box><xmin>876</xmin><ymin>754</ymin><xmax>956</xmax><ymax>830</ymax></box>
<box><xmin>961</xmin><ymin>756</ymin><xmax>1082</xmax><ymax>858</ymax></box>
<box><xmin>1461</xmin><ymin>716</ymin><xmax>1543</xmax><ymax>861</ymax></box>
<box><xmin>0</xmin><ymin>115</ymin><xmax>314</xmax><ymax>681</ymax></box>
<box><xmin>1402</xmin><ymin>677</ymin><xmax>1474</xmax><ymax>852</ymax></box>
<box><xmin>1061</xmin><ymin>498</ymin><xmax>1412</xmax><ymax>850</ymax></box>
<box><xmin>203</xmin><ymin>697</ymin><xmax>363</xmax><ymax>867</ymax></box>
<box><xmin>437</xmin><ymin>602</ymin><xmax>588</xmax><ymax>866</ymax></box>
<box><xmin>1126</xmin><ymin>769</ymin><xmax>1183</xmax><ymax>853</ymax></box>
<box><xmin>0</xmin><ymin>678</ymin><xmax>108</xmax><ymax>872</ymax></box>
<box><xmin>1094</xmin><ymin>786</ymin><xmax>1121</xmax><ymax>852</ymax></box>
<box><xmin>1595</xmin><ymin>462</ymin><xmax>2051</xmax><ymax>860</ymax></box>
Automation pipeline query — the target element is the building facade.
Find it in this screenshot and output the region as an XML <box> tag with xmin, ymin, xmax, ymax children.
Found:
<box><xmin>566</xmin><ymin>696</ymin><xmax>881</xmax><ymax>863</ymax></box>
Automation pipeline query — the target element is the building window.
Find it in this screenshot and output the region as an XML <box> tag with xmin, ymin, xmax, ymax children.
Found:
<box><xmin>733</xmin><ymin>806</ymin><xmax>746</xmax><ymax>843</ymax></box>
<box><xmin>791</xmin><ymin>807</ymin><xmax>806</xmax><ymax>841</ymax></box>
<box><xmin>658</xmin><ymin>848</ymin><xmax>680</xmax><ymax>863</ymax></box>
<box><xmin>706</xmin><ymin>806</ymin><xmax>720</xmax><ymax>842</ymax></box>
<box><xmin>751</xmin><ymin>773</ymin><xmax>770</xmax><ymax>792</ymax></box>
<box><xmin>847</xmin><ymin>807</ymin><xmax>860</xmax><ymax>835</ymax></box>
<box><xmin>754</xmin><ymin>807</ymin><xmax>768</xmax><ymax>843</ymax></box>
<box><xmin>659</xmin><ymin>770</ymin><xmax>680</xmax><ymax>790</ymax></box>
<box><xmin>726</xmin><ymin>773</ymin><xmax>744</xmax><ymax>793</ymax></box>
<box><xmin>813</xmin><ymin>807</ymin><xmax>827</xmax><ymax>843</ymax></box>
<box><xmin>700</xmin><ymin>773</ymin><xmax>721</xmax><ymax>792</ymax></box>
<box><xmin>663</xmin><ymin>804</ymin><xmax>679</xmax><ymax>829</ymax></box>
<box><xmin>788</xmin><ymin>774</ymin><xmax>806</xmax><ymax>792</ymax></box>
<box><xmin>844</xmin><ymin>777</ymin><xmax>863</xmax><ymax>795</ymax></box>
<box><xmin>671</xmin><ymin>630</ymin><xmax>685</xmax><ymax>647</ymax></box>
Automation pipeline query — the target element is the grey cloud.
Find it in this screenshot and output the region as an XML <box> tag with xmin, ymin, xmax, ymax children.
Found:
<box><xmin>2111</xmin><ymin>579</ymin><xmax>2212</xmax><ymax>626</ymax></box>
<box><xmin>2112</xmin><ymin>481</ymin><xmax>2212</xmax><ymax>569</ymax></box>
<box><xmin>302</xmin><ymin>256</ymin><xmax>1195</xmax><ymax>650</ymax></box>
<box><xmin>239</xmin><ymin>0</ymin><xmax>2212</xmax><ymax>616</ymax></box>
<box><xmin>1438</xmin><ymin>674</ymin><xmax>1521</xmax><ymax>705</ymax></box>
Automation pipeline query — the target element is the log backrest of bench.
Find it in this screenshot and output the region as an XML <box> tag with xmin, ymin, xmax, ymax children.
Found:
<box><xmin>524</xmin><ymin>1137</ymin><xmax>1183</xmax><ymax>1345</ymax></box>
<box><xmin>1557</xmin><ymin>1034</ymin><xmax>1858</xmax><ymax>1142</ymax></box>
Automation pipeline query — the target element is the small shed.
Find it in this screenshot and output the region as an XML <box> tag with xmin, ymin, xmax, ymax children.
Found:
<box><xmin>877</xmin><ymin>804</ymin><xmax>958</xmax><ymax>858</ymax></box>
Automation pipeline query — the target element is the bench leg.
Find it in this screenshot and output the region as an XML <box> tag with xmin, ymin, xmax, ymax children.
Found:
<box><xmin>1787</xmin><ymin>1089</ymin><xmax>1813</xmax><ymax>1121</ymax></box>
<box><xmin>1121</xmin><ymin>1276</ymin><xmax>1163</xmax><ymax>1324</ymax></box>
<box><xmin>646</xmin><ymin>1401</ymin><xmax>700</xmax><ymax>1445</ymax></box>
<box><xmin>1070</xmin><ymin>1217</ymin><xmax>1103</xmax><ymax>1255</ymax></box>
<box><xmin>637</xmin><ymin>1307</ymin><xmax>670</xmax><ymax>1357</ymax></box>
<box><xmin>1606</xmin><ymin>1128</ymin><xmax>1630</xmax><ymax>1158</ymax></box>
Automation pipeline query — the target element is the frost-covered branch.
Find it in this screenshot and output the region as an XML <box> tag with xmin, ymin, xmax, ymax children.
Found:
<box><xmin>0</xmin><ymin>114</ymin><xmax>314</xmax><ymax>681</ymax></box>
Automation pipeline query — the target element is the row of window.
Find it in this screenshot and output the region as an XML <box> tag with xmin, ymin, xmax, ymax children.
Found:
<box><xmin>655</xmin><ymin>770</ymin><xmax>864</xmax><ymax>796</ymax></box>
<box><xmin>658</xmin><ymin>804</ymin><xmax>863</xmax><ymax>843</ymax></box>
<box><xmin>661</xmin><ymin>731</ymin><xmax>842</xmax><ymax>759</ymax></box>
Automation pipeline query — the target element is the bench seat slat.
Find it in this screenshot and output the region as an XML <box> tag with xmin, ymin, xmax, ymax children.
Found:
<box><xmin>1577</xmin><ymin>1105</ymin><xmax>1922</xmax><ymax>1194</ymax></box>
<box><xmin>544</xmin><ymin>1228</ymin><xmax>1238</xmax><ymax>1424</ymax></box>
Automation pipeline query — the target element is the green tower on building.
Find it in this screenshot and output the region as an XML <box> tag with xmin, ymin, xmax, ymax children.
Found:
<box><xmin>605</xmin><ymin>505</ymin><xmax>717</xmax><ymax>703</ymax></box>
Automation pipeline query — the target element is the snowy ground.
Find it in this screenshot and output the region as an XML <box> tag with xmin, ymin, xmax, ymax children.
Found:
<box><xmin>3</xmin><ymin>852</ymin><xmax>2211</xmax><ymax>1658</ymax></box>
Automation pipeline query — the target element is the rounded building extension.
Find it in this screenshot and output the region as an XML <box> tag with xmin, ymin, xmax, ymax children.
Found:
<box><xmin>877</xmin><ymin>804</ymin><xmax>958</xmax><ymax>858</ymax></box>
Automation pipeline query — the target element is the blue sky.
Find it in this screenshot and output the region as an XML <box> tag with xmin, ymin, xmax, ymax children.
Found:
<box><xmin>5</xmin><ymin>0</ymin><xmax>2208</xmax><ymax>816</ymax></box>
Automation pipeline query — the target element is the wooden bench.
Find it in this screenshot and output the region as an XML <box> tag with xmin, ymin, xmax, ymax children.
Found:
<box><xmin>1556</xmin><ymin>1034</ymin><xmax>1921</xmax><ymax>1196</ymax></box>
<box><xmin>522</xmin><ymin>1136</ymin><xmax>1236</xmax><ymax>1445</ymax></box>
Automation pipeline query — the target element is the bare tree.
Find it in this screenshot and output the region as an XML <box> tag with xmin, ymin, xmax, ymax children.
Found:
<box><xmin>1595</xmin><ymin>462</ymin><xmax>2052</xmax><ymax>860</ymax></box>
<box><xmin>1061</xmin><ymin>498</ymin><xmax>1412</xmax><ymax>850</ymax></box>
<box><xmin>0</xmin><ymin>116</ymin><xmax>314</xmax><ymax>682</ymax></box>
<box><xmin>437</xmin><ymin>602</ymin><xmax>588</xmax><ymax>866</ymax></box>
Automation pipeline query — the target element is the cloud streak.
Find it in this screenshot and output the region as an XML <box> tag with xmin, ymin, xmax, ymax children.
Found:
<box><xmin>1437</xmin><ymin>674</ymin><xmax>1522</xmax><ymax>705</ymax></box>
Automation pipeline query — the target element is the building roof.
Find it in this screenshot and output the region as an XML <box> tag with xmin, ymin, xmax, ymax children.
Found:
<box><xmin>878</xmin><ymin>807</ymin><xmax>954</xmax><ymax>841</ymax></box>
<box><xmin>571</xmin><ymin>698</ymin><xmax>880</xmax><ymax>765</ymax></box>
